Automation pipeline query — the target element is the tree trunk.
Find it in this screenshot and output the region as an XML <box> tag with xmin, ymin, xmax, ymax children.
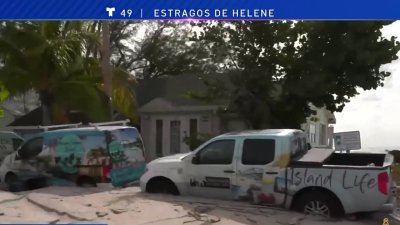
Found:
<box><xmin>39</xmin><ymin>91</ymin><xmax>53</xmax><ymax>125</ymax></box>
<box><xmin>101</xmin><ymin>21</ymin><xmax>113</xmax><ymax>120</ymax></box>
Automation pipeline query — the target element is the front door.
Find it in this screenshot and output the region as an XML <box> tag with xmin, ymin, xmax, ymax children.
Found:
<box><xmin>186</xmin><ymin>139</ymin><xmax>237</xmax><ymax>200</ymax></box>
<box><xmin>170</xmin><ymin>120</ymin><xmax>181</xmax><ymax>154</ymax></box>
<box><xmin>235</xmin><ymin>138</ymin><xmax>286</xmax><ymax>205</ymax></box>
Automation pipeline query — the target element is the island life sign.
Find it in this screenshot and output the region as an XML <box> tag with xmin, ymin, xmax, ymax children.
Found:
<box><xmin>334</xmin><ymin>131</ymin><xmax>361</xmax><ymax>151</ymax></box>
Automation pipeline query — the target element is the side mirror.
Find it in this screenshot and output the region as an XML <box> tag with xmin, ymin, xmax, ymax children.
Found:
<box><xmin>191</xmin><ymin>154</ymin><xmax>200</xmax><ymax>164</ymax></box>
<box><xmin>15</xmin><ymin>152</ymin><xmax>21</xmax><ymax>161</ymax></box>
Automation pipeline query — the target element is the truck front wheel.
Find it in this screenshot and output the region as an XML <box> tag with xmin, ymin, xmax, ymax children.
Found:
<box><xmin>146</xmin><ymin>177</ymin><xmax>179</xmax><ymax>195</ymax></box>
<box><xmin>294</xmin><ymin>190</ymin><xmax>344</xmax><ymax>218</ymax></box>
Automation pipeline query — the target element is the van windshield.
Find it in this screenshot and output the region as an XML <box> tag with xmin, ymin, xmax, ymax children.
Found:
<box><xmin>110</xmin><ymin>128</ymin><xmax>145</xmax><ymax>163</ymax></box>
<box><xmin>109</xmin><ymin>128</ymin><xmax>146</xmax><ymax>186</ymax></box>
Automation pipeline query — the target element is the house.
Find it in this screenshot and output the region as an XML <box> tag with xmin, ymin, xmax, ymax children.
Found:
<box><xmin>301</xmin><ymin>104</ymin><xmax>336</xmax><ymax>149</ymax></box>
<box><xmin>137</xmin><ymin>74</ymin><xmax>336</xmax><ymax>161</ymax></box>
<box><xmin>0</xmin><ymin>90</ymin><xmax>40</xmax><ymax>134</ymax></box>
<box><xmin>0</xmin><ymin>107</ymin><xmax>18</xmax><ymax>131</ymax></box>
<box><xmin>0</xmin><ymin>89</ymin><xmax>131</xmax><ymax>139</ymax></box>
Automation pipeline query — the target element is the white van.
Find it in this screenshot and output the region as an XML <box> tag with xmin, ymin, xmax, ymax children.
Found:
<box><xmin>0</xmin><ymin>131</ymin><xmax>24</xmax><ymax>161</ymax></box>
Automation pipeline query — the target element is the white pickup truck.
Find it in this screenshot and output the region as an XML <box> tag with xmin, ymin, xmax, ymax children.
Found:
<box><xmin>140</xmin><ymin>129</ymin><xmax>396</xmax><ymax>217</ymax></box>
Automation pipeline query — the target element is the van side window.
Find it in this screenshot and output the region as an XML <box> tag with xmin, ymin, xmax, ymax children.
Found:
<box><xmin>12</xmin><ymin>138</ymin><xmax>24</xmax><ymax>151</ymax></box>
<box><xmin>18</xmin><ymin>137</ymin><xmax>43</xmax><ymax>159</ymax></box>
<box><xmin>197</xmin><ymin>140</ymin><xmax>235</xmax><ymax>165</ymax></box>
<box><xmin>242</xmin><ymin>139</ymin><xmax>275</xmax><ymax>165</ymax></box>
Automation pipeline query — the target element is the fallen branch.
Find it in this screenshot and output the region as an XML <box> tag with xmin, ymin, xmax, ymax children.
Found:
<box><xmin>184</xmin><ymin>208</ymin><xmax>221</xmax><ymax>224</ymax></box>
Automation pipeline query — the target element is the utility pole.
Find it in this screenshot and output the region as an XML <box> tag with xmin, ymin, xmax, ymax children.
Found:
<box><xmin>101</xmin><ymin>21</ymin><xmax>113</xmax><ymax>120</ymax></box>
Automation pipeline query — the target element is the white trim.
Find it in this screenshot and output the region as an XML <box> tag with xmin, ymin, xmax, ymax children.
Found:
<box><xmin>88</xmin><ymin>119</ymin><xmax>130</xmax><ymax>127</ymax></box>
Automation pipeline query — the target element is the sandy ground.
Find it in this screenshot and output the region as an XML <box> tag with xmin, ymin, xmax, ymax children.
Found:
<box><xmin>0</xmin><ymin>185</ymin><xmax>398</xmax><ymax>225</ymax></box>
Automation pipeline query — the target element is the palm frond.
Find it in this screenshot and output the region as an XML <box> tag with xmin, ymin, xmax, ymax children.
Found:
<box><xmin>53</xmin><ymin>80</ymin><xmax>110</xmax><ymax>122</ymax></box>
<box><xmin>111</xmin><ymin>68</ymin><xmax>138</xmax><ymax>122</ymax></box>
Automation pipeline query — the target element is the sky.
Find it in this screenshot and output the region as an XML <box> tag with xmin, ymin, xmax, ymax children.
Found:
<box><xmin>335</xmin><ymin>21</ymin><xmax>400</xmax><ymax>150</ymax></box>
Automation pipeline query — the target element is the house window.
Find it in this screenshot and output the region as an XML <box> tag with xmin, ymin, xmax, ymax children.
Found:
<box><xmin>155</xmin><ymin>120</ymin><xmax>163</xmax><ymax>157</ymax></box>
<box><xmin>189</xmin><ymin>119</ymin><xmax>198</xmax><ymax>150</ymax></box>
<box><xmin>12</xmin><ymin>138</ymin><xmax>24</xmax><ymax>151</ymax></box>
<box><xmin>319</xmin><ymin>124</ymin><xmax>327</xmax><ymax>145</ymax></box>
<box><xmin>170</xmin><ymin>120</ymin><xmax>181</xmax><ymax>154</ymax></box>
<box><xmin>309</xmin><ymin>124</ymin><xmax>316</xmax><ymax>145</ymax></box>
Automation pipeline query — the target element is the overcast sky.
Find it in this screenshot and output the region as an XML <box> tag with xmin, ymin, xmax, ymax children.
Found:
<box><xmin>335</xmin><ymin>21</ymin><xmax>400</xmax><ymax>150</ymax></box>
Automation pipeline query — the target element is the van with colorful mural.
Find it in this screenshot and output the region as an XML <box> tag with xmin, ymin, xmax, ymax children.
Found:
<box><xmin>140</xmin><ymin>129</ymin><xmax>396</xmax><ymax>218</ymax></box>
<box><xmin>0</xmin><ymin>126</ymin><xmax>146</xmax><ymax>191</ymax></box>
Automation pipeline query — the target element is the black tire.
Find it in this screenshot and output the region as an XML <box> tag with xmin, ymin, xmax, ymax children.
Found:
<box><xmin>5</xmin><ymin>173</ymin><xmax>22</xmax><ymax>192</ymax></box>
<box><xmin>77</xmin><ymin>176</ymin><xmax>97</xmax><ymax>187</ymax></box>
<box><xmin>26</xmin><ymin>177</ymin><xmax>48</xmax><ymax>190</ymax></box>
<box><xmin>294</xmin><ymin>190</ymin><xmax>344</xmax><ymax>218</ymax></box>
<box><xmin>146</xmin><ymin>177</ymin><xmax>179</xmax><ymax>195</ymax></box>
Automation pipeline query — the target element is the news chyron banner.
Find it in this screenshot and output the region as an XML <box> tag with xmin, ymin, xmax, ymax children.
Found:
<box><xmin>0</xmin><ymin>0</ymin><xmax>399</xmax><ymax>20</ymax></box>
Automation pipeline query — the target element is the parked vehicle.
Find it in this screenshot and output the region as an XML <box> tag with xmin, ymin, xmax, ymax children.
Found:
<box><xmin>140</xmin><ymin>129</ymin><xmax>396</xmax><ymax>218</ymax></box>
<box><xmin>0</xmin><ymin>131</ymin><xmax>24</xmax><ymax>161</ymax></box>
<box><xmin>0</xmin><ymin>125</ymin><xmax>146</xmax><ymax>191</ymax></box>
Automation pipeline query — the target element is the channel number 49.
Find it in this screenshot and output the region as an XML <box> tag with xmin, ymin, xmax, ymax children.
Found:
<box><xmin>121</xmin><ymin>9</ymin><xmax>133</xmax><ymax>17</ymax></box>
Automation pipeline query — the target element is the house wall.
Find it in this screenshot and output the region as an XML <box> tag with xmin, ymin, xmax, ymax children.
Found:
<box><xmin>301</xmin><ymin>107</ymin><xmax>333</xmax><ymax>148</ymax></box>
<box><xmin>140</xmin><ymin>111</ymin><xmax>219</xmax><ymax>161</ymax></box>
<box><xmin>141</xmin><ymin>107</ymin><xmax>334</xmax><ymax>161</ymax></box>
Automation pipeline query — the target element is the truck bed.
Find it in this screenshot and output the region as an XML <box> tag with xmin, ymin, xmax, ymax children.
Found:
<box><xmin>290</xmin><ymin>148</ymin><xmax>334</xmax><ymax>167</ymax></box>
<box><xmin>291</xmin><ymin>148</ymin><xmax>387</xmax><ymax>167</ymax></box>
<box><xmin>324</xmin><ymin>152</ymin><xmax>386</xmax><ymax>167</ymax></box>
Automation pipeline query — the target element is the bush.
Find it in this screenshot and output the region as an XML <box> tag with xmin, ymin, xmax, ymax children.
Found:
<box><xmin>183</xmin><ymin>133</ymin><xmax>213</xmax><ymax>151</ymax></box>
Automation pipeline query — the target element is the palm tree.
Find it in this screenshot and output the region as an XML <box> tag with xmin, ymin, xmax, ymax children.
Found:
<box><xmin>101</xmin><ymin>21</ymin><xmax>113</xmax><ymax>119</ymax></box>
<box><xmin>0</xmin><ymin>21</ymin><xmax>138</xmax><ymax>124</ymax></box>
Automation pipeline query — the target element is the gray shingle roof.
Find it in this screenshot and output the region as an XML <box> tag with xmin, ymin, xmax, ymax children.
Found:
<box><xmin>136</xmin><ymin>73</ymin><xmax>234</xmax><ymax>107</ymax></box>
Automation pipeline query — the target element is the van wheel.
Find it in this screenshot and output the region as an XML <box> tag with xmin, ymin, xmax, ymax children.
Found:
<box><xmin>77</xmin><ymin>176</ymin><xmax>97</xmax><ymax>187</ymax></box>
<box><xmin>294</xmin><ymin>191</ymin><xmax>343</xmax><ymax>218</ymax></box>
<box><xmin>146</xmin><ymin>177</ymin><xmax>179</xmax><ymax>195</ymax></box>
<box><xmin>5</xmin><ymin>173</ymin><xmax>22</xmax><ymax>192</ymax></box>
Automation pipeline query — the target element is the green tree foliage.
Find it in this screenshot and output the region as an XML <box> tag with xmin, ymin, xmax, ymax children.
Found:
<box><xmin>109</xmin><ymin>21</ymin><xmax>221</xmax><ymax>79</ymax></box>
<box><xmin>198</xmin><ymin>21</ymin><xmax>400</xmax><ymax>129</ymax></box>
<box><xmin>0</xmin><ymin>21</ymin><xmax>137</xmax><ymax>124</ymax></box>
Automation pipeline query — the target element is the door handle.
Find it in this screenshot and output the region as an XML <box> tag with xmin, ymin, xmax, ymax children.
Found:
<box><xmin>224</xmin><ymin>170</ymin><xmax>235</xmax><ymax>174</ymax></box>
<box><xmin>265</xmin><ymin>171</ymin><xmax>278</xmax><ymax>175</ymax></box>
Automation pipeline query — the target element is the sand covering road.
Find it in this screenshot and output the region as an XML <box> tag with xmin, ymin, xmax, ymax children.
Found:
<box><xmin>0</xmin><ymin>186</ymin><xmax>395</xmax><ymax>225</ymax></box>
